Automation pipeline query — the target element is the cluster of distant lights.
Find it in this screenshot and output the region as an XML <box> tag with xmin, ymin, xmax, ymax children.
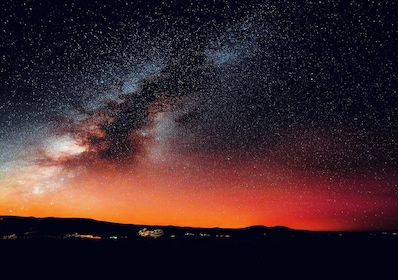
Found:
<box><xmin>2</xmin><ymin>229</ymin><xmax>398</xmax><ymax>241</ymax></box>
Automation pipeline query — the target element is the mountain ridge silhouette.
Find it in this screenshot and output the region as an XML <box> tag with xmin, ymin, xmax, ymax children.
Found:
<box><xmin>1</xmin><ymin>215</ymin><xmax>395</xmax><ymax>240</ymax></box>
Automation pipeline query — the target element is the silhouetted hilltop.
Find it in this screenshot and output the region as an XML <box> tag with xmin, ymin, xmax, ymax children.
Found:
<box><xmin>0</xmin><ymin>215</ymin><xmax>297</xmax><ymax>240</ymax></box>
<box><xmin>1</xmin><ymin>215</ymin><xmax>397</xmax><ymax>241</ymax></box>
<box><xmin>0</xmin><ymin>215</ymin><xmax>141</xmax><ymax>239</ymax></box>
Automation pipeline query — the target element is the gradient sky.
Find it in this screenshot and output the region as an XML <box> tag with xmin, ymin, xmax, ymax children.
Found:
<box><xmin>1</xmin><ymin>0</ymin><xmax>397</xmax><ymax>231</ymax></box>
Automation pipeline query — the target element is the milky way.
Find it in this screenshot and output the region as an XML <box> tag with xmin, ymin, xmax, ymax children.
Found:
<box><xmin>1</xmin><ymin>0</ymin><xmax>397</xmax><ymax>231</ymax></box>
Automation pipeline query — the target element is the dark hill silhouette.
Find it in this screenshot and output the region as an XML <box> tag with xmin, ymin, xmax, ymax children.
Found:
<box><xmin>0</xmin><ymin>215</ymin><xmax>330</xmax><ymax>240</ymax></box>
<box><xmin>0</xmin><ymin>215</ymin><xmax>396</xmax><ymax>241</ymax></box>
<box><xmin>0</xmin><ymin>215</ymin><xmax>293</xmax><ymax>238</ymax></box>
<box><xmin>0</xmin><ymin>215</ymin><xmax>142</xmax><ymax>238</ymax></box>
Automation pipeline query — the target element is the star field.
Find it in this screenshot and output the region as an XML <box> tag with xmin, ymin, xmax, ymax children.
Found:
<box><xmin>0</xmin><ymin>0</ymin><xmax>397</xmax><ymax>231</ymax></box>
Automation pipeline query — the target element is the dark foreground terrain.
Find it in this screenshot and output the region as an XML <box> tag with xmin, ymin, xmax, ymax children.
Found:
<box><xmin>1</xmin><ymin>216</ymin><xmax>397</xmax><ymax>278</ymax></box>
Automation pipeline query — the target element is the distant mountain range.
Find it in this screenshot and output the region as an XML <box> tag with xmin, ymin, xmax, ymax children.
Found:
<box><xmin>1</xmin><ymin>215</ymin><xmax>396</xmax><ymax>241</ymax></box>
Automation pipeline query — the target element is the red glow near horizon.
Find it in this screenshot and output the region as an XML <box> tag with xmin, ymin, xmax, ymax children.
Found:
<box><xmin>1</xmin><ymin>145</ymin><xmax>397</xmax><ymax>232</ymax></box>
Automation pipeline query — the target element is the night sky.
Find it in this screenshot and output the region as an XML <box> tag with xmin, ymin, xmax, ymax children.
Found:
<box><xmin>1</xmin><ymin>0</ymin><xmax>397</xmax><ymax>231</ymax></box>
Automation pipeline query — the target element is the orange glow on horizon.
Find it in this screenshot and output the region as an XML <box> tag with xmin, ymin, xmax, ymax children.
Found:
<box><xmin>1</xmin><ymin>148</ymin><xmax>397</xmax><ymax>232</ymax></box>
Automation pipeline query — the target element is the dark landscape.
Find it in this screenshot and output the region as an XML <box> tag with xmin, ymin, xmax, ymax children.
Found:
<box><xmin>1</xmin><ymin>215</ymin><xmax>397</xmax><ymax>278</ymax></box>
